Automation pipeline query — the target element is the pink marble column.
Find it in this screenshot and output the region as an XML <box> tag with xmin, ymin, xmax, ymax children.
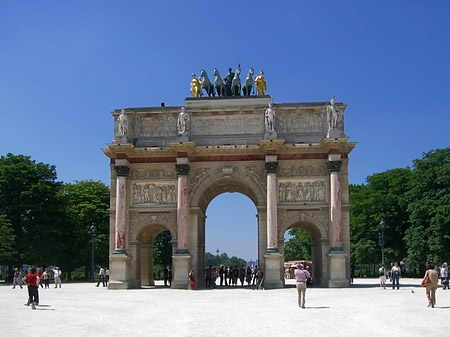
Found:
<box><xmin>114</xmin><ymin>165</ymin><xmax>130</xmax><ymax>251</ymax></box>
<box><xmin>327</xmin><ymin>159</ymin><xmax>343</xmax><ymax>248</ymax></box>
<box><xmin>175</xmin><ymin>163</ymin><xmax>190</xmax><ymax>253</ymax></box>
<box><xmin>265</xmin><ymin>160</ymin><xmax>279</xmax><ymax>251</ymax></box>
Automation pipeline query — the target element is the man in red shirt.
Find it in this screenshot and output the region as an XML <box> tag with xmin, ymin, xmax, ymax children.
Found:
<box><xmin>23</xmin><ymin>267</ymin><xmax>40</xmax><ymax>310</ymax></box>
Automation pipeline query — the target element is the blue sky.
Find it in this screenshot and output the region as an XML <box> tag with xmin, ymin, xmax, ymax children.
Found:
<box><xmin>2</xmin><ymin>1</ymin><xmax>449</xmax><ymax>261</ymax></box>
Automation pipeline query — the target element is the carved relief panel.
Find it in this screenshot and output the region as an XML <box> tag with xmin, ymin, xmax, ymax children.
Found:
<box><xmin>278</xmin><ymin>180</ymin><xmax>327</xmax><ymax>202</ymax></box>
<box><xmin>131</xmin><ymin>182</ymin><xmax>177</xmax><ymax>205</ymax></box>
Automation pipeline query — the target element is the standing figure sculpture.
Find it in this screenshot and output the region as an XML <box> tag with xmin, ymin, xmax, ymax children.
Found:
<box><xmin>242</xmin><ymin>68</ymin><xmax>254</xmax><ymax>96</ymax></box>
<box><xmin>326</xmin><ymin>96</ymin><xmax>340</xmax><ymax>130</ymax></box>
<box><xmin>213</xmin><ymin>68</ymin><xmax>225</xmax><ymax>97</ymax></box>
<box><xmin>177</xmin><ymin>107</ymin><xmax>189</xmax><ymax>135</ymax></box>
<box><xmin>265</xmin><ymin>103</ymin><xmax>276</xmax><ymax>132</ymax></box>
<box><xmin>200</xmin><ymin>69</ymin><xmax>215</xmax><ymax>97</ymax></box>
<box><xmin>231</xmin><ymin>66</ymin><xmax>241</xmax><ymax>96</ymax></box>
<box><xmin>255</xmin><ymin>70</ymin><xmax>267</xmax><ymax>95</ymax></box>
<box><xmin>118</xmin><ymin>109</ymin><xmax>128</xmax><ymax>136</ymax></box>
<box><xmin>190</xmin><ymin>73</ymin><xmax>202</xmax><ymax>97</ymax></box>
<box><xmin>223</xmin><ymin>67</ymin><xmax>235</xmax><ymax>96</ymax></box>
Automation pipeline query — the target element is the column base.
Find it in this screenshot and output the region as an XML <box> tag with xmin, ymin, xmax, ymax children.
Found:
<box><xmin>263</xmin><ymin>251</ymin><xmax>283</xmax><ymax>289</ymax></box>
<box><xmin>328</xmin><ymin>250</ymin><xmax>349</xmax><ymax>288</ymax></box>
<box><xmin>108</xmin><ymin>250</ymin><xmax>132</xmax><ymax>289</ymax></box>
<box><xmin>171</xmin><ymin>252</ymin><xmax>191</xmax><ymax>289</ymax></box>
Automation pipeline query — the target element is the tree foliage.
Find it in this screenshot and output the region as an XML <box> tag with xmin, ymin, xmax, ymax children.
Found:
<box><xmin>284</xmin><ymin>228</ymin><xmax>311</xmax><ymax>261</ymax></box>
<box><xmin>153</xmin><ymin>230</ymin><xmax>173</xmax><ymax>267</ymax></box>
<box><xmin>405</xmin><ymin>148</ymin><xmax>450</xmax><ymax>268</ymax></box>
<box><xmin>62</xmin><ymin>180</ymin><xmax>110</xmax><ymax>276</ymax></box>
<box><xmin>205</xmin><ymin>252</ymin><xmax>247</xmax><ymax>267</ymax></box>
<box><xmin>350</xmin><ymin>168</ymin><xmax>412</xmax><ymax>265</ymax></box>
<box><xmin>0</xmin><ymin>153</ymin><xmax>66</xmax><ymax>265</ymax></box>
<box><xmin>0</xmin><ymin>215</ymin><xmax>16</xmax><ymax>263</ymax></box>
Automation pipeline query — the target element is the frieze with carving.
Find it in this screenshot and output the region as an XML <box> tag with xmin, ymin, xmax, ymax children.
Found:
<box><xmin>135</xmin><ymin>116</ymin><xmax>176</xmax><ymax>137</ymax></box>
<box><xmin>189</xmin><ymin>168</ymin><xmax>215</xmax><ymax>196</ymax></box>
<box><xmin>278</xmin><ymin>180</ymin><xmax>326</xmax><ymax>202</ymax></box>
<box><xmin>278</xmin><ymin>164</ymin><xmax>327</xmax><ymax>177</ymax></box>
<box><xmin>277</xmin><ymin>110</ymin><xmax>327</xmax><ymax>134</ymax></box>
<box><xmin>132</xmin><ymin>183</ymin><xmax>177</xmax><ymax>205</ymax></box>
<box><xmin>235</xmin><ymin>166</ymin><xmax>267</xmax><ymax>193</ymax></box>
<box><xmin>132</xmin><ymin>169</ymin><xmax>177</xmax><ymax>180</ymax></box>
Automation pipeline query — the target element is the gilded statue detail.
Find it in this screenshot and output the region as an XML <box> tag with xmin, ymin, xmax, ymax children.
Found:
<box><xmin>190</xmin><ymin>73</ymin><xmax>202</xmax><ymax>97</ymax></box>
<box><xmin>255</xmin><ymin>70</ymin><xmax>266</xmax><ymax>95</ymax></box>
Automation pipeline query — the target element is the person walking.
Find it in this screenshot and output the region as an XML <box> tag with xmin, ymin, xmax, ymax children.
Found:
<box><xmin>96</xmin><ymin>266</ymin><xmax>106</xmax><ymax>287</ymax></box>
<box><xmin>42</xmin><ymin>268</ymin><xmax>50</xmax><ymax>288</ymax></box>
<box><xmin>23</xmin><ymin>267</ymin><xmax>40</xmax><ymax>310</ymax></box>
<box><xmin>391</xmin><ymin>262</ymin><xmax>401</xmax><ymax>290</ymax></box>
<box><xmin>294</xmin><ymin>264</ymin><xmax>311</xmax><ymax>308</ymax></box>
<box><xmin>12</xmin><ymin>268</ymin><xmax>23</xmax><ymax>289</ymax></box>
<box><xmin>423</xmin><ymin>262</ymin><xmax>439</xmax><ymax>308</ymax></box>
<box><xmin>104</xmin><ymin>268</ymin><xmax>110</xmax><ymax>286</ymax></box>
<box><xmin>255</xmin><ymin>268</ymin><xmax>265</xmax><ymax>290</ymax></box>
<box><xmin>379</xmin><ymin>265</ymin><xmax>387</xmax><ymax>289</ymax></box>
<box><xmin>188</xmin><ymin>269</ymin><xmax>195</xmax><ymax>290</ymax></box>
<box><xmin>53</xmin><ymin>267</ymin><xmax>62</xmax><ymax>288</ymax></box>
<box><xmin>440</xmin><ymin>263</ymin><xmax>448</xmax><ymax>290</ymax></box>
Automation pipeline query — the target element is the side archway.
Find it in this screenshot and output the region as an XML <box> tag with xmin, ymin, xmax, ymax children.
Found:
<box><xmin>278</xmin><ymin>213</ymin><xmax>329</xmax><ymax>286</ymax></box>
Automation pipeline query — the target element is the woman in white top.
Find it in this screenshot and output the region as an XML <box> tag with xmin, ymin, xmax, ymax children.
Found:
<box><xmin>379</xmin><ymin>265</ymin><xmax>387</xmax><ymax>289</ymax></box>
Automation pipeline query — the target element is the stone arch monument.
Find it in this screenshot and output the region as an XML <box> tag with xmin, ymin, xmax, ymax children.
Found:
<box><xmin>103</xmin><ymin>95</ymin><xmax>356</xmax><ymax>289</ymax></box>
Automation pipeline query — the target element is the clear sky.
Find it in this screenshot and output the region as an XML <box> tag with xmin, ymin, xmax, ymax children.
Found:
<box><xmin>2</xmin><ymin>1</ymin><xmax>449</xmax><ymax>261</ymax></box>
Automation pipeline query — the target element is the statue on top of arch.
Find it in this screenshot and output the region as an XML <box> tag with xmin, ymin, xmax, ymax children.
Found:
<box><xmin>189</xmin><ymin>66</ymin><xmax>267</xmax><ymax>98</ymax></box>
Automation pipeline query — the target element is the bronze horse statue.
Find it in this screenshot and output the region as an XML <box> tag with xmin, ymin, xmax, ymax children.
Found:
<box><xmin>231</xmin><ymin>66</ymin><xmax>241</xmax><ymax>96</ymax></box>
<box><xmin>200</xmin><ymin>69</ymin><xmax>215</xmax><ymax>97</ymax></box>
<box><xmin>213</xmin><ymin>68</ymin><xmax>225</xmax><ymax>97</ymax></box>
<box><xmin>242</xmin><ymin>68</ymin><xmax>254</xmax><ymax>96</ymax></box>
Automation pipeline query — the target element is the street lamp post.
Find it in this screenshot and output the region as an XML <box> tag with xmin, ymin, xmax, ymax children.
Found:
<box><xmin>379</xmin><ymin>220</ymin><xmax>386</xmax><ymax>265</ymax></box>
<box><xmin>90</xmin><ymin>225</ymin><xmax>96</xmax><ymax>282</ymax></box>
<box><xmin>216</xmin><ymin>249</ymin><xmax>220</xmax><ymax>267</ymax></box>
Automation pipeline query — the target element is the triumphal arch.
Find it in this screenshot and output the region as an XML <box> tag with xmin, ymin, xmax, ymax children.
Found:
<box><xmin>103</xmin><ymin>72</ymin><xmax>355</xmax><ymax>289</ymax></box>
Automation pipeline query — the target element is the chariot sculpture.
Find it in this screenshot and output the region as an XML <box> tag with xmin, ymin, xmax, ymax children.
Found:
<box><xmin>189</xmin><ymin>66</ymin><xmax>266</xmax><ymax>97</ymax></box>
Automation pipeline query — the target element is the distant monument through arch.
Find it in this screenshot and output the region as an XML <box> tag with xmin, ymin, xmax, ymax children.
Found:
<box><xmin>104</xmin><ymin>80</ymin><xmax>356</xmax><ymax>289</ymax></box>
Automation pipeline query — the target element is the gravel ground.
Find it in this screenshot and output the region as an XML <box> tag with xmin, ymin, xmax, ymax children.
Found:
<box><xmin>2</xmin><ymin>278</ymin><xmax>449</xmax><ymax>337</ymax></box>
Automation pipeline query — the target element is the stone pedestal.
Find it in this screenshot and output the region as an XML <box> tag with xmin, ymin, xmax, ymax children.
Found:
<box><xmin>264</xmin><ymin>130</ymin><xmax>277</xmax><ymax>140</ymax></box>
<box><xmin>171</xmin><ymin>253</ymin><xmax>191</xmax><ymax>289</ymax></box>
<box><xmin>108</xmin><ymin>251</ymin><xmax>131</xmax><ymax>289</ymax></box>
<box><xmin>115</xmin><ymin>135</ymin><xmax>129</xmax><ymax>144</ymax></box>
<box><xmin>328</xmin><ymin>250</ymin><xmax>349</xmax><ymax>287</ymax></box>
<box><xmin>177</xmin><ymin>134</ymin><xmax>189</xmax><ymax>142</ymax></box>
<box><xmin>263</xmin><ymin>251</ymin><xmax>283</xmax><ymax>289</ymax></box>
<box><xmin>327</xmin><ymin>129</ymin><xmax>341</xmax><ymax>138</ymax></box>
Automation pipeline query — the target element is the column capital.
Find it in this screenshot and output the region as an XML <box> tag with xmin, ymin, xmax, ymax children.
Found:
<box><xmin>175</xmin><ymin>163</ymin><xmax>190</xmax><ymax>176</ymax></box>
<box><xmin>326</xmin><ymin>160</ymin><xmax>342</xmax><ymax>173</ymax></box>
<box><xmin>114</xmin><ymin>165</ymin><xmax>130</xmax><ymax>177</ymax></box>
<box><xmin>265</xmin><ymin>161</ymin><xmax>279</xmax><ymax>174</ymax></box>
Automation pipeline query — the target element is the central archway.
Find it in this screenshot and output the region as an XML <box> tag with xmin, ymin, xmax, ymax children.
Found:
<box><xmin>205</xmin><ymin>193</ymin><xmax>258</xmax><ymax>282</ymax></box>
<box><xmin>188</xmin><ymin>171</ymin><xmax>266</xmax><ymax>288</ymax></box>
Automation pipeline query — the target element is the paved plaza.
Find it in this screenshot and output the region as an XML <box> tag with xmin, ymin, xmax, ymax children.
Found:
<box><xmin>2</xmin><ymin>278</ymin><xmax>449</xmax><ymax>337</ymax></box>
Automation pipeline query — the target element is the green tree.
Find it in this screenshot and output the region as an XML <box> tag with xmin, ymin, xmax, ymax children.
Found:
<box><xmin>153</xmin><ymin>230</ymin><xmax>173</xmax><ymax>267</ymax></box>
<box><xmin>284</xmin><ymin>228</ymin><xmax>311</xmax><ymax>261</ymax></box>
<box><xmin>0</xmin><ymin>215</ymin><xmax>16</xmax><ymax>264</ymax></box>
<box><xmin>405</xmin><ymin>148</ymin><xmax>450</xmax><ymax>269</ymax></box>
<box><xmin>350</xmin><ymin>168</ymin><xmax>412</xmax><ymax>266</ymax></box>
<box><xmin>62</xmin><ymin>180</ymin><xmax>110</xmax><ymax>278</ymax></box>
<box><xmin>0</xmin><ymin>153</ymin><xmax>66</xmax><ymax>265</ymax></box>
